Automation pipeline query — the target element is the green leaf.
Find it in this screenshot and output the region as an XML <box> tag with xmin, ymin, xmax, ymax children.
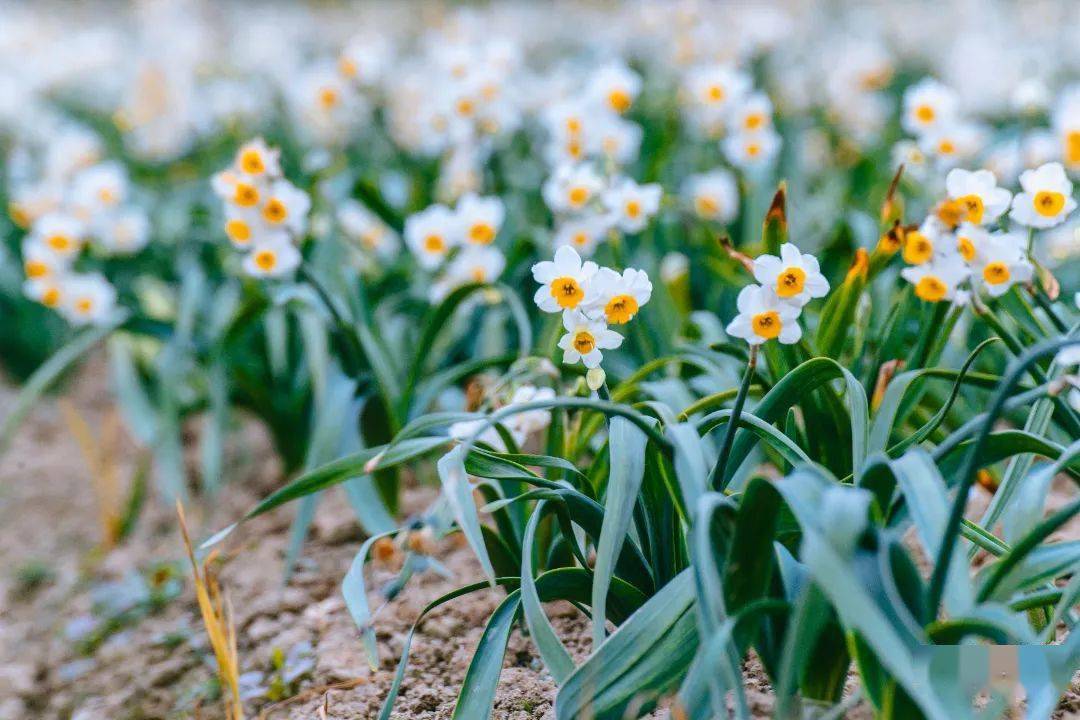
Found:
<box><xmin>592</xmin><ymin>416</ymin><xmax>650</xmax><ymax>647</ymax></box>
<box><xmin>439</xmin><ymin>445</ymin><xmax>497</xmax><ymax>584</ymax></box>
<box><xmin>521</xmin><ymin>502</ymin><xmax>575</xmax><ymax>684</ymax></box>
<box><xmin>342</xmin><ymin>530</ymin><xmax>398</xmax><ymax>671</ymax></box>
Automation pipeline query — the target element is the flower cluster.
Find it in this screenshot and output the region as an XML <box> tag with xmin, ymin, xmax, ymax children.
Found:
<box><xmin>898</xmin><ymin>164</ymin><xmax>1075</xmax><ymax>303</ymax></box>
<box><xmin>211</xmin><ymin>139</ymin><xmax>311</xmax><ymax>279</ymax></box>
<box><xmin>531</xmin><ymin>246</ymin><xmax>652</xmax><ymax>369</ymax></box>
<box><xmin>726</xmin><ymin>243</ymin><xmax>829</xmax><ymax>346</ymax></box>
<box><xmin>403</xmin><ymin>194</ymin><xmax>508</xmax><ymax>302</ymax></box>
<box><xmin>12</xmin><ymin>123</ymin><xmax>148</xmax><ymax>325</ymax></box>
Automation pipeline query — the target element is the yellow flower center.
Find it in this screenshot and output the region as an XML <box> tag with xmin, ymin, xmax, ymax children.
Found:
<box><xmin>744</xmin><ymin>112</ymin><xmax>765</xmax><ymax>130</ymax></box>
<box><xmin>608</xmin><ymin>88</ymin><xmax>632</xmax><ymax>113</ymax></box>
<box><xmin>226</xmin><ymin>219</ymin><xmax>252</xmax><ymax>244</ymax></box>
<box><xmin>423</xmin><ymin>234</ymin><xmax>445</xmax><ymax>253</ymax></box>
<box><xmin>25</xmin><ymin>259</ymin><xmax>48</xmax><ymax>278</ymax></box>
<box><xmin>470</xmin><ymin>267</ymin><xmax>488</xmax><ymax>283</ymax></box>
<box><xmin>469</xmin><ymin>222</ymin><xmax>495</xmax><ymax>244</ymax></box>
<box><xmin>550</xmin><ymin>276</ymin><xmax>584</xmax><ymax>309</ymax></box>
<box><xmin>914</xmin><ymin>104</ymin><xmax>935</xmax><ymax>123</ymax></box>
<box><xmin>915</xmin><ymin>275</ymin><xmax>947</xmax><ymax>302</ymax></box>
<box><xmin>98</xmin><ymin>187</ymin><xmax>118</xmax><ymax>205</ymax></box>
<box><xmin>9</xmin><ymin>202</ymin><xmax>29</xmax><ymax>228</ymax></box>
<box><xmin>75</xmin><ymin>297</ymin><xmax>93</xmax><ymax>315</ymax></box>
<box><xmin>572</xmin><ymin>330</ymin><xmax>596</xmax><ymax>354</ymax></box>
<box><xmin>935</xmin><ymin>199</ymin><xmax>965</xmax><ymax>228</ymax></box>
<box><xmin>41</xmin><ymin>287</ymin><xmax>61</xmax><ymax>307</ymax></box>
<box><xmin>706</xmin><ymin>84</ymin><xmax>725</xmax><ymax>103</ymax></box>
<box><xmin>239</xmin><ymin>149</ymin><xmax>265</xmax><ymax>175</ymax></box>
<box><xmin>957</xmin><ymin>235</ymin><xmax>976</xmax><ymax>262</ymax></box>
<box><xmin>572</xmin><ymin>232</ymin><xmax>589</xmax><ymax>247</ymax></box>
<box><xmin>234</xmin><ymin>182</ymin><xmax>260</xmax><ymax>207</ymax></box>
<box><xmin>694</xmin><ymin>195</ymin><xmax>719</xmax><ymax>217</ymax></box>
<box><xmin>605</xmin><ymin>294</ymin><xmax>639</xmax><ymax>324</ymax></box>
<box><xmin>319</xmin><ymin>87</ymin><xmax>340</xmax><ymax>109</ymax></box>
<box><xmin>957</xmin><ymin>194</ymin><xmax>984</xmax><ymax>224</ymax></box>
<box><xmin>937</xmin><ymin>139</ymin><xmax>956</xmax><ymax>156</ymax></box>
<box><xmin>1067</xmin><ymin>131</ymin><xmax>1080</xmax><ymax>166</ymax></box>
<box><xmin>566</xmin><ymin>138</ymin><xmax>584</xmax><ymax>159</ymax></box>
<box><xmin>567</xmin><ymin>186</ymin><xmax>589</xmax><ymax>206</ymax></box>
<box><xmin>751</xmin><ymin>310</ymin><xmax>782</xmax><ymax>340</ymax></box>
<box><xmin>339</xmin><ymin>57</ymin><xmax>358</xmax><ymax>78</ymax></box>
<box><xmin>746</xmin><ymin>142</ymin><xmax>762</xmax><ymax>157</ymax></box>
<box><xmin>565</xmin><ymin>117</ymin><xmax>582</xmax><ymax>134</ymax></box>
<box><xmin>262</xmin><ymin>198</ymin><xmax>288</xmax><ymax>224</ymax></box>
<box><xmin>254</xmin><ymin>249</ymin><xmax>278</xmax><ymax>271</ymax></box>
<box><xmin>902</xmin><ymin>231</ymin><xmax>934</xmax><ymax>265</ymax></box>
<box><xmin>456</xmin><ymin>97</ymin><xmax>475</xmax><ymax>117</ymax></box>
<box><xmin>47</xmin><ymin>234</ymin><xmax>73</xmax><ymax>252</ymax></box>
<box><xmin>982</xmin><ymin>261</ymin><xmax>1010</xmax><ymax>285</ymax></box>
<box><xmin>625</xmin><ymin>199</ymin><xmax>642</xmax><ymax>218</ymax></box>
<box><xmin>1033</xmin><ymin>190</ymin><xmax>1065</xmax><ymax>217</ymax></box>
<box><xmin>776</xmin><ymin>267</ymin><xmax>806</xmax><ymax>297</ymax></box>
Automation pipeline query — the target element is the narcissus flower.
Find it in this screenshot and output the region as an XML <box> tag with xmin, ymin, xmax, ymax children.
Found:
<box><xmin>405</xmin><ymin>204</ymin><xmax>460</xmax><ymax>269</ymax></box>
<box><xmin>31</xmin><ymin>213</ymin><xmax>85</xmax><ymax>260</ymax></box>
<box><xmin>683</xmin><ymin>170</ymin><xmax>738</xmax><ymax>223</ymax></box>
<box><xmin>902</xmin><ymin>218</ymin><xmax>947</xmax><ymax>265</ymax></box>
<box><xmin>553</xmin><ymin>215</ymin><xmax>613</xmax><ymax>257</ymax></box>
<box><xmin>95</xmin><ymin>209</ymin><xmax>150</xmax><ymax>255</ymax></box>
<box><xmin>242</xmin><ymin>236</ymin><xmax>302</xmax><ymax>278</ymax></box>
<box><xmin>531</xmin><ymin>245</ymin><xmax>598</xmax><ymax>313</ymax></box>
<box><xmin>726</xmin><ymin>284</ymin><xmax>802</xmax><ymax>345</ymax></box>
<box><xmin>945</xmin><ymin>168</ymin><xmax>1011</xmax><ymax>226</ymax></box>
<box><xmin>1010</xmin><ymin>162</ymin><xmax>1076</xmax><ymax>229</ymax></box>
<box><xmin>337</xmin><ymin>200</ymin><xmax>400</xmax><ymax>261</ymax></box>
<box><xmin>902</xmin><ymin>78</ymin><xmax>958</xmax><ymax>136</ymax></box>
<box><xmin>233</xmin><ymin>138</ymin><xmax>281</xmax><ymax>180</ymax></box>
<box><xmin>901</xmin><ymin>254</ymin><xmax>969</xmax><ymax>303</ymax></box>
<box><xmin>970</xmin><ymin>231</ymin><xmax>1033</xmax><ymax>297</ymax></box>
<box><xmin>723</xmin><ymin>127</ymin><xmax>781</xmax><ymax>170</ymax></box>
<box><xmin>542</xmin><ymin>163</ymin><xmax>605</xmax><ymax>214</ymax></box>
<box><xmin>58</xmin><ymin>273</ymin><xmax>117</xmax><ymax>326</ymax></box>
<box><xmin>729</xmin><ymin>92</ymin><xmax>774</xmax><ymax>133</ymax></box>
<box><xmin>70</xmin><ymin>162</ymin><xmax>128</xmax><ymax>218</ymax></box>
<box><xmin>684</xmin><ymin>64</ymin><xmax>750</xmax><ymax>112</ymax></box>
<box><xmin>586</xmin><ymin>267</ymin><xmax>652</xmax><ymax>324</ymax></box>
<box><xmin>456</xmin><ymin>193</ymin><xmax>505</xmax><ymax>245</ymax></box>
<box><xmin>557</xmin><ymin>309</ymin><xmax>623</xmax><ymax>368</ymax></box>
<box><xmin>587</xmin><ymin>62</ymin><xmax>642</xmax><ymax>114</ymax></box>
<box><xmin>260</xmin><ymin>180</ymin><xmax>312</xmax><ymax>236</ymax></box>
<box><xmin>752</xmin><ymin>243</ymin><xmax>829</xmax><ymax>307</ymax></box>
<box><xmin>953</xmin><ymin>222</ymin><xmax>991</xmax><ymax>264</ymax></box>
<box><xmin>602</xmin><ymin>179</ymin><xmax>661</xmax><ymax>233</ymax></box>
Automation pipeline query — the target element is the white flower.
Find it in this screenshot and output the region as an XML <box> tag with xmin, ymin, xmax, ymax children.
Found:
<box><xmin>405</xmin><ymin>204</ymin><xmax>460</xmax><ymax>269</ymax></box>
<box><xmin>593</xmin><ymin>115</ymin><xmax>643</xmax><ymax>166</ymax></box>
<box><xmin>70</xmin><ymin>162</ymin><xmax>127</xmax><ymax>218</ymax></box>
<box><xmin>337</xmin><ymin>200</ymin><xmax>399</xmax><ymax>260</ymax></box>
<box><xmin>587</xmin><ymin>62</ymin><xmax>642</xmax><ymax>114</ymax></box>
<box><xmin>901</xmin><ymin>253</ymin><xmax>969</xmax><ymax>303</ymax></box>
<box><xmin>259</xmin><ymin>179</ymin><xmax>311</xmax><ymax>236</ymax></box>
<box><xmin>1010</xmin><ymin>162</ymin><xmax>1077</xmax><ymax>229</ymax></box>
<box><xmin>726</xmin><ymin>284</ymin><xmax>802</xmax><ymax>345</ymax></box>
<box><xmin>553</xmin><ymin>214</ymin><xmax>614</xmax><ymax>257</ymax></box>
<box><xmin>585</xmin><ymin>267</ymin><xmax>653</xmax><ymax>325</ymax></box>
<box><xmin>456</xmin><ymin>193</ymin><xmax>505</xmax><ymax>245</ymax></box>
<box><xmin>723</xmin><ymin>128</ymin><xmax>781</xmax><ymax>170</ymax></box>
<box><xmin>94</xmin><ymin>209</ymin><xmax>150</xmax><ymax>255</ymax></box>
<box><xmin>447</xmin><ymin>246</ymin><xmax>506</xmax><ymax>286</ymax></box>
<box><xmin>59</xmin><ymin>273</ymin><xmax>117</xmax><ymax>326</ymax></box>
<box><xmin>902</xmin><ymin>78</ymin><xmax>958</xmax><ymax>136</ymax></box>
<box><xmin>684</xmin><ymin>64</ymin><xmax>750</xmax><ymax>112</ymax></box>
<box><xmin>531</xmin><ymin>245</ymin><xmax>598</xmax><ymax>313</ymax></box>
<box><xmin>542</xmin><ymin>163</ymin><xmax>605</xmax><ymax>214</ymax></box>
<box><xmin>919</xmin><ymin>122</ymin><xmax>984</xmax><ymax>166</ymax></box>
<box><xmin>448</xmin><ymin>418</ymin><xmax>512</xmax><ymax>452</ymax></box>
<box><xmin>212</xmin><ymin>169</ymin><xmax>266</xmax><ymax>210</ymax></box>
<box><xmin>339</xmin><ymin>35</ymin><xmax>392</xmax><ymax>86</ymax></box>
<box><xmin>602</xmin><ymin>179</ymin><xmax>661</xmax><ymax>234</ymax></box>
<box><xmin>945</xmin><ymin>168</ymin><xmax>1011</xmax><ymax>226</ymax></box>
<box><xmin>683</xmin><ymin>170</ymin><xmax>738</xmax><ymax>223</ymax></box>
<box><xmin>752</xmin><ymin>243</ymin><xmax>829</xmax><ymax>307</ymax></box>
<box><xmin>242</xmin><ymin>236</ymin><xmax>302</xmax><ymax>278</ymax></box>
<box><xmin>21</xmin><ymin>238</ymin><xmax>69</xmax><ymax>281</ymax></box>
<box><xmin>970</xmin><ymin>231</ymin><xmax>1033</xmax><ymax>298</ymax></box>
<box><xmin>23</xmin><ymin>276</ymin><xmax>65</xmax><ymax>309</ymax></box>
<box><xmin>504</xmin><ymin>385</ymin><xmax>556</xmax><ymax>435</ymax></box>
<box><xmin>1055</xmin><ymin>344</ymin><xmax>1080</xmax><ymax>367</ymax></box>
<box><xmin>557</xmin><ymin>309</ymin><xmax>623</xmax><ymax>368</ymax></box>
<box><xmin>953</xmin><ymin>222</ymin><xmax>992</xmax><ymax>264</ymax></box>
<box><xmin>902</xmin><ymin>217</ymin><xmax>950</xmax><ymax>266</ymax></box>
<box><xmin>234</xmin><ymin>138</ymin><xmax>281</xmax><ymax>180</ymax></box>
<box><xmin>30</xmin><ymin>212</ymin><xmax>85</xmax><ymax>260</ymax></box>
<box><xmin>729</xmin><ymin>92</ymin><xmax>773</xmax><ymax>134</ymax></box>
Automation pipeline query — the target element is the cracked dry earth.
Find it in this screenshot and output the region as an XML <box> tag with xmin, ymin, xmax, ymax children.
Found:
<box><xmin>0</xmin><ymin>359</ymin><xmax>1072</xmax><ymax>719</ymax></box>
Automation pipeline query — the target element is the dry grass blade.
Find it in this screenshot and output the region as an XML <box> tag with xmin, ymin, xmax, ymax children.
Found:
<box><xmin>60</xmin><ymin>400</ymin><xmax>122</xmax><ymax>548</ymax></box>
<box><xmin>177</xmin><ymin>501</ymin><xmax>244</xmax><ymax>720</ymax></box>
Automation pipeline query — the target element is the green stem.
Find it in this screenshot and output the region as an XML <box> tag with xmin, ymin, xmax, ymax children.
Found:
<box><xmin>710</xmin><ymin>344</ymin><xmax>759</xmax><ymax>491</ymax></box>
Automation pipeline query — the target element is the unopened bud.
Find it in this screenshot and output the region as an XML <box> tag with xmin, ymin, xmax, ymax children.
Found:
<box><xmin>586</xmin><ymin>367</ymin><xmax>606</xmax><ymax>392</ymax></box>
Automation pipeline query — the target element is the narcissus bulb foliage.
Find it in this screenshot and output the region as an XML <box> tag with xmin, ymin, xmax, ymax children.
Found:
<box><xmin>213</xmin><ymin>138</ymin><xmax>307</xmax><ymax>278</ymax></box>
<box><xmin>532</xmin><ymin>246</ymin><xmax>651</xmax><ymax>372</ymax></box>
<box><xmin>945</xmin><ymin>168</ymin><xmax>1012</xmax><ymax>226</ymax></box>
<box><xmin>752</xmin><ymin>243</ymin><xmax>830</xmax><ymax>308</ymax></box>
<box><xmin>1010</xmin><ymin>162</ymin><xmax>1076</xmax><ymax>229</ymax></box>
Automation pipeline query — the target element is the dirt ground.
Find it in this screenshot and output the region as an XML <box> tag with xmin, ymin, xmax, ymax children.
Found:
<box><xmin>0</xmin><ymin>360</ymin><xmax>1074</xmax><ymax>720</ymax></box>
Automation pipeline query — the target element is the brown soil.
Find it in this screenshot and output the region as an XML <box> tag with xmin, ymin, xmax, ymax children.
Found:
<box><xmin>0</xmin><ymin>360</ymin><xmax>1075</xmax><ymax>720</ymax></box>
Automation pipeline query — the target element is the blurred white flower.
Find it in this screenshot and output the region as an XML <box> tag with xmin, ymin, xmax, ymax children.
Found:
<box><xmin>901</xmin><ymin>253</ymin><xmax>969</xmax><ymax>303</ymax></box>
<box><xmin>683</xmin><ymin>169</ymin><xmax>739</xmax><ymax>223</ymax></box>
<box><xmin>242</xmin><ymin>236</ymin><xmax>301</xmax><ymax>278</ymax></box>
<box><xmin>585</xmin><ymin>267</ymin><xmax>652</xmax><ymax>325</ymax></box>
<box><xmin>602</xmin><ymin>179</ymin><xmax>661</xmax><ymax>234</ymax></box>
<box><xmin>405</xmin><ymin>204</ymin><xmax>460</xmax><ymax>269</ymax></box>
<box><xmin>1010</xmin><ymin>162</ymin><xmax>1076</xmax><ymax>229</ymax></box>
<box><xmin>902</xmin><ymin>78</ymin><xmax>958</xmax><ymax>136</ymax></box>
<box><xmin>970</xmin><ymin>231</ymin><xmax>1033</xmax><ymax>298</ymax></box>
<box><xmin>456</xmin><ymin>193</ymin><xmax>505</xmax><ymax>246</ymax></box>
<box><xmin>944</xmin><ymin>168</ymin><xmax>1011</xmax><ymax>226</ymax></box>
